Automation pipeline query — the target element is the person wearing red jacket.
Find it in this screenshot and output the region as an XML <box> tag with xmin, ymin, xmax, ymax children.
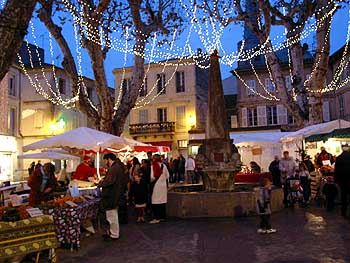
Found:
<box><xmin>28</xmin><ymin>162</ymin><xmax>56</xmax><ymax>206</ymax></box>
<box><xmin>72</xmin><ymin>155</ymin><xmax>101</xmax><ymax>181</ymax></box>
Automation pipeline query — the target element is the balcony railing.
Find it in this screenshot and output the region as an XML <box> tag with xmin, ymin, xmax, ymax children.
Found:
<box><xmin>129</xmin><ymin>122</ymin><xmax>175</xmax><ymax>135</ymax></box>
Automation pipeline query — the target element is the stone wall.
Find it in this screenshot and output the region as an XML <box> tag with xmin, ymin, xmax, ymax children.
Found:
<box><xmin>167</xmin><ymin>187</ymin><xmax>284</xmax><ymax>218</ymax></box>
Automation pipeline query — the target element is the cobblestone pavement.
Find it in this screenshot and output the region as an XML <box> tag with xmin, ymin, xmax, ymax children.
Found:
<box><xmin>59</xmin><ymin>206</ymin><xmax>350</xmax><ymax>263</ymax></box>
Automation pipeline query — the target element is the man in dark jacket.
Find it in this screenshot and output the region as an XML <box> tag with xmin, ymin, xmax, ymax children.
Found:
<box><xmin>269</xmin><ymin>156</ymin><xmax>281</xmax><ymax>187</ymax></box>
<box><xmin>97</xmin><ymin>153</ymin><xmax>127</xmax><ymax>241</ymax></box>
<box><xmin>334</xmin><ymin>144</ymin><xmax>350</xmax><ymax>217</ymax></box>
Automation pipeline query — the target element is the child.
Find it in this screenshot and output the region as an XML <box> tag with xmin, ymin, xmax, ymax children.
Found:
<box><xmin>322</xmin><ymin>176</ymin><xmax>338</xmax><ymax>211</ymax></box>
<box><xmin>129</xmin><ymin>175</ymin><xmax>148</xmax><ymax>222</ymax></box>
<box><xmin>257</xmin><ymin>178</ymin><xmax>277</xmax><ymax>234</ymax></box>
<box><xmin>298</xmin><ymin>163</ymin><xmax>311</xmax><ymax>204</ymax></box>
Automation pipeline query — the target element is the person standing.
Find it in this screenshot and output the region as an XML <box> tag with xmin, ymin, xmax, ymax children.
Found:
<box><xmin>28</xmin><ymin>161</ymin><xmax>35</xmax><ymax>177</ymax></box>
<box><xmin>28</xmin><ymin>163</ymin><xmax>56</xmax><ymax>206</ymax></box>
<box><xmin>149</xmin><ymin>154</ymin><xmax>170</xmax><ymax>224</ymax></box>
<box><xmin>269</xmin><ymin>156</ymin><xmax>281</xmax><ymax>187</ymax></box>
<box><xmin>185</xmin><ymin>155</ymin><xmax>196</xmax><ymax>184</ymax></box>
<box><xmin>279</xmin><ymin>151</ymin><xmax>297</xmax><ymax>207</ymax></box>
<box><xmin>129</xmin><ymin>157</ymin><xmax>141</xmax><ymax>181</ymax></box>
<box><xmin>317</xmin><ymin>146</ymin><xmax>334</xmax><ymax>168</ymax></box>
<box><xmin>256</xmin><ymin>178</ymin><xmax>277</xmax><ymax>234</ymax></box>
<box><xmin>129</xmin><ymin>174</ymin><xmax>148</xmax><ymax>223</ymax></box>
<box><xmin>172</xmin><ymin>157</ymin><xmax>179</xmax><ymax>183</ymax></box>
<box><xmin>97</xmin><ymin>153</ymin><xmax>128</xmax><ymax>241</ymax></box>
<box><xmin>334</xmin><ymin>144</ymin><xmax>350</xmax><ymax>217</ymax></box>
<box><xmin>73</xmin><ymin>155</ymin><xmax>101</xmax><ymax>181</ymax></box>
<box><xmin>178</xmin><ymin>154</ymin><xmax>186</xmax><ymax>183</ymax></box>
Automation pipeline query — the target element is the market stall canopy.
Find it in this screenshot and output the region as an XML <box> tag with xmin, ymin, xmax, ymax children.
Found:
<box><xmin>305</xmin><ymin>127</ymin><xmax>350</xmax><ymax>142</ymax></box>
<box><xmin>280</xmin><ymin>119</ymin><xmax>350</xmax><ymax>143</ymax></box>
<box><xmin>18</xmin><ymin>151</ymin><xmax>80</xmax><ymax>160</ymax></box>
<box><xmin>230</xmin><ymin>132</ymin><xmax>292</xmax><ymax>146</ymax></box>
<box><xmin>23</xmin><ymin>127</ymin><xmax>147</xmax><ymax>152</ymax></box>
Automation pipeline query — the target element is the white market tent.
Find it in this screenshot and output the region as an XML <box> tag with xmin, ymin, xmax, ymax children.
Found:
<box><xmin>231</xmin><ymin>132</ymin><xmax>292</xmax><ymax>172</ymax></box>
<box><xmin>23</xmin><ymin>127</ymin><xmax>147</xmax><ymax>152</ymax></box>
<box><xmin>18</xmin><ymin>151</ymin><xmax>80</xmax><ymax>160</ymax></box>
<box><xmin>280</xmin><ymin>119</ymin><xmax>350</xmax><ymax>160</ymax></box>
<box><xmin>23</xmin><ymin>127</ymin><xmax>148</xmax><ymax>179</ymax></box>
<box><xmin>280</xmin><ymin>119</ymin><xmax>350</xmax><ymax>144</ymax></box>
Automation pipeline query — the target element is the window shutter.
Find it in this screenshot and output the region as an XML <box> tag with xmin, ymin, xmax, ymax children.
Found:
<box><xmin>241</xmin><ymin>108</ymin><xmax>247</xmax><ymax>127</ymax></box>
<box><xmin>323</xmin><ymin>101</ymin><xmax>330</xmax><ymax>122</ymax></box>
<box><xmin>257</xmin><ymin>106</ymin><xmax>267</xmax><ymax>126</ymax></box>
<box><xmin>277</xmin><ymin>104</ymin><xmax>288</xmax><ymax>125</ymax></box>
<box><xmin>176</xmin><ymin>106</ymin><xmax>186</xmax><ymax>129</ymax></box>
<box><xmin>231</xmin><ymin>115</ymin><xmax>238</xmax><ymax>128</ymax></box>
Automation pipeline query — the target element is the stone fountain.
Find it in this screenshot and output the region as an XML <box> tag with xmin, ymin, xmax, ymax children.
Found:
<box><xmin>167</xmin><ymin>50</ymin><xmax>283</xmax><ymax>218</ymax></box>
<box><xmin>199</xmin><ymin>50</ymin><xmax>241</xmax><ymax>192</ymax></box>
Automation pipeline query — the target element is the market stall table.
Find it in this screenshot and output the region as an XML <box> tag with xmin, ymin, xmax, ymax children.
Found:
<box><xmin>46</xmin><ymin>198</ymin><xmax>101</xmax><ymax>249</ymax></box>
<box><xmin>0</xmin><ymin>215</ymin><xmax>59</xmax><ymax>261</ymax></box>
<box><xmin>0</xmin><ymin>185</ymin><xmax>17</xmax><ymax>205</ymax></box>
<box><xmin>235</xmin><ymin>172</ymin><xmax>272</xmax><ymax>183</ymax></box>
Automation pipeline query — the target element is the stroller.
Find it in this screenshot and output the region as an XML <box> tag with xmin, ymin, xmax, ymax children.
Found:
<box><xmin>286</xmin><ymin>177</ymin><xmax>305</xmax><ymax>207</ymax></box>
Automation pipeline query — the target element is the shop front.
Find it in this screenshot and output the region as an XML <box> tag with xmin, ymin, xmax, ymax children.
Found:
<box><xmin>0</xmin><ymin>135</ymin><xmax>18</xmax><ymax>182</ymax></box>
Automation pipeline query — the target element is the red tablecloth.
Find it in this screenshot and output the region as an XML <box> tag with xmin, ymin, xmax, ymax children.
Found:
<box><xmin>235</xmin><ymin>172</ymin><xmax>272</xmax><ymax>183</ymax></box>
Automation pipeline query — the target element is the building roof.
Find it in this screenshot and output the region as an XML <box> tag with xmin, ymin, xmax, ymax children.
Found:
<box><xmin>222</xmin><ymin>76</ymin><xmax>237</xmax><ymax>95</ymax></box>
<box><xmin>234</xmin><ymin>47</ymin><xmax>314</xmax><ymax>73</ymax></box>
<box><xmin>329</xmin><ymin>43</ymin><xmax>350</xmax><ymax>64</ymax></box>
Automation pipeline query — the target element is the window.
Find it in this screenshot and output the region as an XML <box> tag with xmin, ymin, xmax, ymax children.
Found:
<box><xmin>8</xmin><ymin>76</ymin><xmax>16</xmax><ymax>96</ymax></box>
<box><xmin>121</xmin><ymin>78</ymin><xmax>131</xmax><ymax>97</ymax></box>
<box><xmin>58</xmin><ymin>78</ymin><xmax>66</xmax><ymax>94</ymax></box>
<box><xmin>176</xmin><ymin>106</ymin><xmax>186</xmax><ymax>129</ymax></box>
<box><xmin>156</xmin><ymin>73</ymin><xmax>166</xmax><ymax>94</ymax></box>
<box><xmin>265</xmin><ymin>78</ymin><xmax>275</xmax><ymax>92</ymax></box>
<box><xmin>157</xmin><ymin>108</ymin><xmax>167</xmax><ymax>122</ymax></box>
<box><xmin>178</xmin><ymin>140</ymin><xmax>188</xmax><ymax>148</ymax></box>
<box><xmin>140</xmin><ymin>78</ymin><xmax>147</xmax><ymax>97</ymax></box>
<box><xmin>285</xmin><ymin>76</ymin><xmax>292</xmax><ymax>91</ymax></box>
<box><xmin>277</xmin><ymin>104</ymin><xmax>288</xmax><ymax>125</ymax></box>
<box><xmin>176</xmin><ymin>71</ymin><xmax>185</xmax><ymax>93</ymax></box>
<box><xmin>339</xmin><ymin>95</ymin><xmax>345</xmax><ymax>118</ymax></box>
<box><xmin>247</xmin><ymin>108</ymin><xmax>257</xmax><ymax>127</ymax></box>
<box><xmin>323</xmin><ymin>101</ymin><xmax>330</xmax><ymax>122</ymax></box>
<box><xmin>246</xmin><ymin>80</ymin><xmax>256</xmax><ymax>96</ymax></box>
<box><xmin>139</xmin><ymin>109</ymin><xmax>148</xmax><ymax>124</ymax></box>
<box><xmin>266</xmin><ymin>105</ymin><xmax>278</xmax><ymax>125</ymax></box>
<box><xmin>124</xmin><ymin>114</ymin><xmax>130</xmax><ymax>131</ymax></box>
<box><xmin>257</xmin><ymin>106</ymin><xmax>267</xmax><ymax>126</ymax></box>
<box><xmin>8</xmin><ymin>108</ymin><xmax>16</xmax><ymax>136</ymax></box>
<box><xmin>288</xmin><ymin>111</ymin><xmax>296</xmax><ymax>125</ymax></box>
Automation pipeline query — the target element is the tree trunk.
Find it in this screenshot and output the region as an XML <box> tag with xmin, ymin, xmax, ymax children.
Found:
<box><xmin>262</xmin><ymin>40</ymin><xmax>304</xmax><ymax>126</ymax></box>
<box><xmin>307</xmin><ymin>0</ymin><xmax>333</xmax><ymax>125</ymax></box>
<box><xmin>0</xmin><ymin>0</ymin><xmax>37</xmax><ymax>81</ymax></box>
<box><xmin>112</xmin><ymin>37</ymin><xmax>146</xmax><ymax>136</ymax></box>
<box><xmin>38</xmin><ymin>4</ymin><xmax>100</xmax><ymax>128</ymax></box>
<box><xmin>84</xmin><ymin>40</ymin><xmax>114</xmax><ymax>133</ymax></box>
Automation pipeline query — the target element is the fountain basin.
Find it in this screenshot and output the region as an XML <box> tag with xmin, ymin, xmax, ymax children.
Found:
<box><xmin>167</xmin><ymin>186</ymin><xmax>283</xmax><ymax>218</ymax></box>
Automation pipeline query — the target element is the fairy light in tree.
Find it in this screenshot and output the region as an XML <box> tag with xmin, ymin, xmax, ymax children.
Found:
<box><xmin>306</xmin><ymin>2</ymin><xmax>349</xmax><ymax>93</ymax></box>
<box><xmin>133</xmin><ymin>18</ymin><xmax>196</xmax><ymax>109</ymax></box>
<box><xmin>72</xmin><ymin>20</ymin><xmax>99</xmax><ymax>112</ymax></box>
<box><xmin>114</xmin><ymin>26</ymin><xmax>130</xmax><ymax>110</ymax></box>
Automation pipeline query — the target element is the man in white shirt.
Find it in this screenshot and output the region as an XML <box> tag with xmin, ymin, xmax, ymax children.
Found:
<box><xmin>185</xmin><ymin>155</ymin><xmax>196</xmax><ymax>184</ymax></box>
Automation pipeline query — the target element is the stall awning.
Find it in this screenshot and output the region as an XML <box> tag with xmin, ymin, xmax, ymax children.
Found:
<box><xmin>147</xmin><ymin>141</ymin><xmax>173</xmax><ymax>147</ymax></box>
<box><xmin>305</xmin><ymin>127</ymin><xmax>350</xmax><ymax>142</ymax></box>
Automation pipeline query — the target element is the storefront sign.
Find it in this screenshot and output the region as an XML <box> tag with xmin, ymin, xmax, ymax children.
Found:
<box><xmin>252</xmin><ymin>147</ymin><xmax>262</xmax><ymax>155</ymax></box>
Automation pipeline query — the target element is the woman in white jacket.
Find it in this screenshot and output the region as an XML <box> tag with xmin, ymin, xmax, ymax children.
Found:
<box><xmin>149</xmin><ymin>154</ymin><xmax>170</xmax><ymax>224</ymax></box>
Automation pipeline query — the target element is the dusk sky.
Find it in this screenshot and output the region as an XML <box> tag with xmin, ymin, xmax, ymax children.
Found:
<box><xmin>23</xmin><ymin>3</ymin><xmax>350</xmax><ymax>88</ymax></box>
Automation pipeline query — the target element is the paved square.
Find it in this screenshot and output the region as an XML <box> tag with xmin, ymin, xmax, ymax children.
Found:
<box><xmin>59</xmin><ymin>206</ymin><xmax>350</xmax><ymax>263</ymax></box>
